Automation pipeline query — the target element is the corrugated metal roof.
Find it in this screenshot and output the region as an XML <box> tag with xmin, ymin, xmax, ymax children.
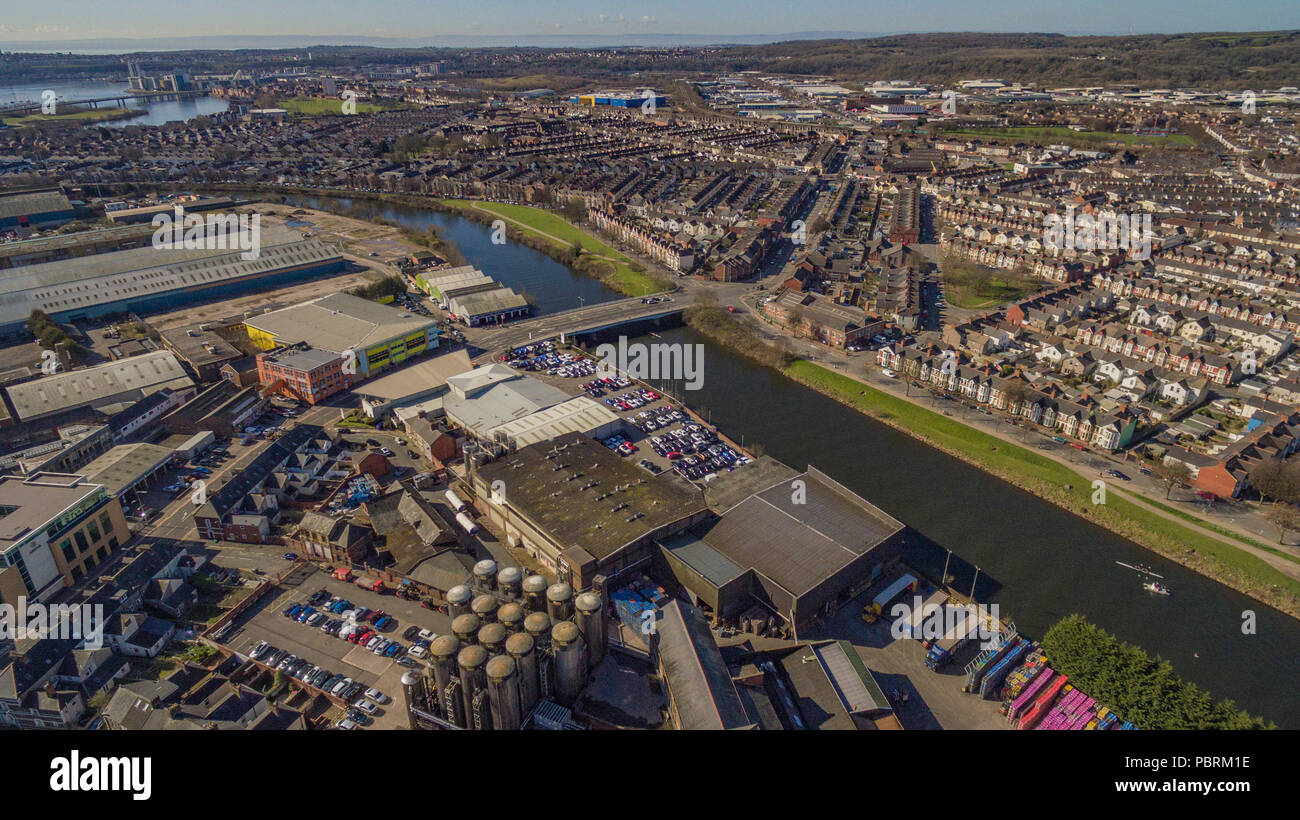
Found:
<box><xmin>814</xmin><ymin>640</ymin><xmax>889</xmax><ymax>714</ymax></box>
<box><xmin>657</xmin><ymin>600</ymin><xmax>751</xmax><ymax>730</ymax></box>
<box><xmin>489</xmin><ymin>396</ymin><xmax>618</xmax><ymax>449</ymax></box>
<box><xmin>660</xmin><ymin>532</ymin><xmax>746</xmax><ymax>587</ymax></box>
<box><xmin>4</xmin><ymin>351</ymin><xmax>194</xmax><ymax>421</ymax></box>
<box><xmin>0</xmin><ymin>226</ymin><xmax>337</xmax><ymax>326</ymax></box>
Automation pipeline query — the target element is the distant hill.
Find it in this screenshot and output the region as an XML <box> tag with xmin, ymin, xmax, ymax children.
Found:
<box><xmin>716</xmin><ymin>31</ymin><xmax>1300</xmax><ymax>89</ymax></box>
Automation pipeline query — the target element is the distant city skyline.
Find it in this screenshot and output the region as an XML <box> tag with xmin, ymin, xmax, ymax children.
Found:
<box><xmin>0</xmin><ymin>0</ymin><xmax>1297</xmax><ymax>48</ymax></box>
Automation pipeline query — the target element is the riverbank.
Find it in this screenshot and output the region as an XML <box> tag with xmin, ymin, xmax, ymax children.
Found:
<box><xmin>196</xmin><ymin>185</ymin><xmax>671</xmax><ymax>299</ymax></box>
<box><xmin>438</xmin><ymin>199</ymin><xmax>672</xmax><ymax>296</ymax></box>
<box><xmin>683</xmin><ymin>306</ymin><xmax>1300</xmax><ymax>618</ymax></box>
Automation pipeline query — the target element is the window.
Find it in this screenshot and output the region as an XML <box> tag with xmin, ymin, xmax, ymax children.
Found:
<box><xmin>100</xmin><ymin>512</ymin><xmax>113</xmax><ymax>532</ymax></box>
<box><xmin>74</xmin><ymin>531</ymin><xmax>90</xmax><ymax>553</ymax></box>
<box><xmin>87</xmin><ymin>521</ymin><xmax>101</xmax><ymax>542</ymax></box>
<box><xmin>60</xmin><ymin>539</ymin><xmax>75</xmax><ymax>563</ymax></box>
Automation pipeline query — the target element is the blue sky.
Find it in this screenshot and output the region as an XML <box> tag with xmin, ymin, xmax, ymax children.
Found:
<box><xmin>0</xmin><ymin>0</ymin><xmax>1296</xmax><ymax>41</ymax></box>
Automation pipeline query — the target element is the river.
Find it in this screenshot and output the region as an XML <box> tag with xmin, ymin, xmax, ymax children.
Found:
<box><xmin>0</xmin><ymin>80</ymin><xmax>229</xmax><ymax>126</ymax></box>
<box><xmin>283</xmin><ymin>193</ymin><xmax>1300</xmax><ymax>727</ymax></box>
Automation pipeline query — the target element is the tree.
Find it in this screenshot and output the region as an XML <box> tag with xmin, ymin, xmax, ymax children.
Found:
<box><xmin>1266</xmin><ymin>504</ymin><xmax>1300</xmax><ymax>545</ymax></box>
<box><xmin>1156</xmin><ymin>460</ymin><xmax>1193</xmax><ymax>499</ymax></box>
<box><xmin>1001</xmin><ymin>379</ymin><xmax>1029</xmax><ymax>413</ymax></box>
<box><xmin>1248</xmin><ymin>459</ymin><xmax>1300</xmax><ymax>505</ymax></box>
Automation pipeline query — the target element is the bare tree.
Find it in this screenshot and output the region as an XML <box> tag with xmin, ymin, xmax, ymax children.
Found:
<box><xmin>1266</xmin><ymin>504</ymin><xmax>1300</xmax><ymax>545</ymax></box>
<box><xmin>1248</xmin><ymin>459</ymin><xmax>1300</xmax><ymax>505</ymax></box>
<box><xmin>1156</xmin><ymin>461</ymin><xmax>1193</xmax><ymax>500</ymax></box>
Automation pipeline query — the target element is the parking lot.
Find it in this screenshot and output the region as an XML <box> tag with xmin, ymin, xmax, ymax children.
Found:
<box><xmin>220</xmin><ymin>570</ymin><xmax>454</xmax><ymax>729</ymax></box>
<box><xmin>502</xmin><ymin>341</ymin><xmax>753</xmax><ymax>486</ymax></box>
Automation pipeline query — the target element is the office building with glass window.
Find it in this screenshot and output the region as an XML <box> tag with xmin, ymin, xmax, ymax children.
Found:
<box><xmin>0</xmin><ymin>473</ymin><xmax>131</xmax><ymax>604</ymax></box>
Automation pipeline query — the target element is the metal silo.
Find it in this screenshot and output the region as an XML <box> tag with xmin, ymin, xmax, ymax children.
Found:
<box><xmin>457</xmin><ymin>644</ymin><xmax>492</xmax><ymax>730</ymax></box>
<box><xmin>485</xmin><ymin>655</ymin><xmax>522</xmax><ymax>731</ymax></box>
<box><xmin>574</xmin><ymin>592</ymin><xmax>607</xmax><ymax>669</ymax></box>
<box><xmin>429</xmin><ymin>635</ymin><xmax>464</xmax><ymax>728</ymax></box>
<box><xmin>471</xmin><ymin>594</ymin><xmax>499</xmax><ymax>623</ymax></box>
<box><xmin>401</xmin><ymin>671</ymin><xmax>425</xmax><ymax>730</ymax></box>
<box><xmin>496</xmin><ymin>566</ymin><xmax>523</xmax><ymax>601</ymax></box>
<box><xmin>551</xmin><ymin>620</ymin><xmax>588</xmax><ymax>705</ymax></box>
<box><xmin>523</xmin><ymin>611</ymin><xmax>552</xmax><ymax>649</ymax></box>
<box><xmin>546</xmin><ymin>582</ymin><xmax>574</xmax><ymax>622</ymax></box>
<box><xmin>472</xmin><ymin>559</ymin><xmax>498</xmax><ymax>593</ymax></box>
<box><xmin>451</xmin><ymin>613</ymin><xmax>482</xmax><ymax>644</ymax></box>
<box><xmin>522</xmin><ymin>574</ymin><xmax>549</xmax><ymax>611</ymax></box>
<box><xmin>497</xmin><ymin>602</ymin><xmax>525</xmax><ymax>634</ymax></box>
<box><xmin>477</xmin><ymin>622</ymin><xmax>508</xmax><ymax>656</ymax></box>
<box><xmin>505</xmin><ymin>631</ymin><xmax>540</xmax><ymax>715</ymax></box>
<box><xmin>446</xmin><ymin>584</ymin><xmax>474</xmax><ymax>620</ymax></box>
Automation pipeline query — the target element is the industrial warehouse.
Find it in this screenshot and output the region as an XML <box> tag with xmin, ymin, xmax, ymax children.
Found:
<box><xmin>0</xmin><ymin>224</ymin><xmax>345</xmax><ymax>336</ymax></box>
<box><xmin>243</xmin><ymin>292</ymin><xmax>438</xmax><ymax>378</ymax></box>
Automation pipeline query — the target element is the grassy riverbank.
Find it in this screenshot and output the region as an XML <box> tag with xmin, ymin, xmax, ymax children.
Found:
<box><xmin>785</xmin><ymin>361</ymin><xmax>1300</xmax><ymax>617</ymax></box>
<box><xmin>680</xmin><ymin>304</ymin><xmax>1300</xmax><ymax>617</ymax></box>
<box><xmin>440</xmin><ymin>199</ymin><xmax>671</xmax><ymax>296</ymax></box>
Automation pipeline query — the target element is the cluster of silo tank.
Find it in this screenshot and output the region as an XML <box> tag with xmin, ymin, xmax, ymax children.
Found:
<box><xmin>405</xmin><ymin>559</ymin><xmax>606</xmax><ymax>730</ymax></box>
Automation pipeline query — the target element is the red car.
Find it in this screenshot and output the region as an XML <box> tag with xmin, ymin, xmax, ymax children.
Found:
<box><xmin>356</xmin><ymin>630</ymin><xmax>375</xmax><ymax>645</ymax></box>
<box><xmin>366</xmin><ymin>609</ymin><xmax>385</xmax><ymax>624</ymax></box>
<box><xmin>346</xmin><ymin>631</ymin><xmax>362</xmax><ymax>644</ymax></box>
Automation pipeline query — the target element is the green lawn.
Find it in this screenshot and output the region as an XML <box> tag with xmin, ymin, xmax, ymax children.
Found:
<box><xmin>2</xmin><ymin>107</ymin><xmax>134</xmax><ymax>125</ymax></box>
<box><xmin>784</xmin><ymin>360</ymin><xmax>1300</xmax><ymax>614</ymax></box>
<box><xmin>944</xmin><ymin>126</ymin><xmax>1196</xmax><ymax>148</ymax></box>
<box><xmin>441</xmin><ymin>199</ymin><xmax>667</xmax><ymax>296</ymax></box>
<box><xmin>277</xmin><ymin>97</ymin><xmax>395</xmax><ymax>116</ymax></box>
<box><xmin>946</xmin><ymin>276</ymin><xmax>1041</xmax><ymax>309</ymax></box>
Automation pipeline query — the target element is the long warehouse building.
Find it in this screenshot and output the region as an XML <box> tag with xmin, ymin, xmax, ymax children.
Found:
<box><xmin>0</xmin><ymin>224</ymin><xmax>345</xmax><ymax>337</ymax></box>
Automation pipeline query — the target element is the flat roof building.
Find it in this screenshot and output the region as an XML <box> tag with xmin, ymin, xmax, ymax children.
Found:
<box><xmin>0</xmin><ymin>472</ymin><xmax>131</xmax><ymax>604</ymax></box>
<box><xmin>244</xmin><ymin>292</ymin><xmax>437</xmax><ymax>378</ymax></box>
<box><xmin>77</xmin><ymin>443</ymin><xmax>176</xmax><ymax>499</ymax></box>
<box><xmin>471</xmin><ymin>432</ymin><xmax>710</xmax><ymax>586</ymax></box>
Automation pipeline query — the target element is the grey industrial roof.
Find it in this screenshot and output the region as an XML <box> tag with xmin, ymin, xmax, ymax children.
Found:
<box><xmin>703</xmin><ymin>455</ymin><xmax>801</xmax><ymax>513</ymax></box>
<box><xmin>264</xmin><ymin>347</ymin><xmax>340</xmax><ymax>372</ymax></box>
<box><xmin>656</xmin><ymin>600</ymin><xmax>751</xmax><ymax>730</ymax></box>
<box><xmin>0</xmin><ymin>190</ymin><xmax>72</xmax><ymax>221</ymax></box>
<box><xmin>78</xmin><ymin>443</ymin><xmax>175</xmax><ymax>497</ymax></box>
<box><xmin>448</xmin><ymin>287</ymin><xmax>529</xmax><ymax>317</ymax></box>
<box><xmin>355</xmin><ymin>348</ymin><xmax>471</xmax><ymax>401</ymax></box>
<box><xmin>813</xmin><ymin>640</ymin><xmax>890</xmax><ymax>715</ymax></box>
<box><xmin>488</xmin><ymin>396</ymin><xmax>619</xmax><ymax>449</ymax></box>
<box><xmin>444</xmin><ymin>366</ymin><xmax>571</xmax><ymax>437</ymax></box>
<box><xmin>691</xmin><ymin>467</ymin><xmax>903</xmax><ymax>597</ymax></box>
<box><xmin>474</xmin><ymin>433</ymin><xmax>705</xmax><ymax>561</ymax></box>
<box><xmin>660</xmin><ymin>531</ymin><xmax>746</xmax><ymax>587</ymax></box>
<box><xmin>4</xmin><ymin>350</ymin><xmax>194</xmax><ymax>421</ymax></box>
<box><xmin>245</xmin><ymin>292</ymin><xmax>434</xmax><ymax>354</ymax></box>
<box><xmin>0</xmin><ymin>226</ymin><xmax>338</xmax><ymax>326</ymax></box>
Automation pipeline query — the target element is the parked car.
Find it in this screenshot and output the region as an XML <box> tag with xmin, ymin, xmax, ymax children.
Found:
<box><xmin>384</xmin><ymin>642</ymin><xmax>403</xmax><ymax>658</ymax></box>
<box><xmin>403</xmin><ymin>625</ymin><xmax>420</xmax><ymax>641</ymax></box>
<box><xmin>355</xmin><ymin>699</ymin><xmax>379</xmax><ymax>715</ymax></box>
<box><xmin>364</xmin><ymin>688</ymin><xmax>390</xmax><ymax>705</ymax></box>
<box><xmin>334</xmin><ymin>718</ymin><xmax>358</xmax><ymax>730</ymax></box>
